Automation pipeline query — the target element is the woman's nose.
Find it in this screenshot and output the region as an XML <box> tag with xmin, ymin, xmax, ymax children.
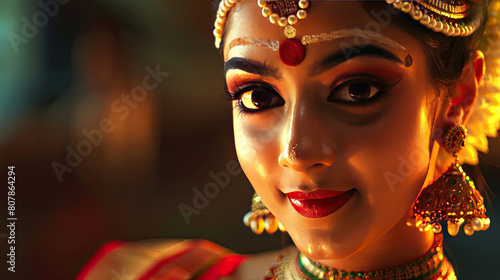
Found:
<box><xmin>278</xmin><ymin>104</ymin><xmax>336</xmax><ymax>173</ymax></box>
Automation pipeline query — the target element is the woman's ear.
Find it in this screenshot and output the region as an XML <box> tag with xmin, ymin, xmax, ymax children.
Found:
<box><xmin>434</xmin><ymin>50</ymin><xmax>484</xmax><ymax>144</ymax></box>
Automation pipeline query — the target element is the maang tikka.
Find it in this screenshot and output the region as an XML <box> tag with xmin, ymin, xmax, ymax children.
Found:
<box><xmin>243</xmin><ymin>193</ymin><xmax>286</xmax><ymax>234</ymax></box>
<box><xmin>214</xmin><ymin>0</ymin><xmax>311</xmax><ymax>66</ymax></box>
<box><xmin>408</xmin><ymin>124</ymin><xmax>490</xmax><ymax>236</ymax></box>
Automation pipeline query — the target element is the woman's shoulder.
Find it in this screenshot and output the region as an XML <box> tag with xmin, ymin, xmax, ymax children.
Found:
<box><xmin>77</xmin><ymin>238</ymin><xmax>293</xmax><ymax>280</ymax></box>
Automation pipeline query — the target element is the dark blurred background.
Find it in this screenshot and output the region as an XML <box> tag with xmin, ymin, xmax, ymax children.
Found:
<box><xmin>0</xmin><ymin>0</ymin><xmax>498</xmax><ymax>279</ymax></box>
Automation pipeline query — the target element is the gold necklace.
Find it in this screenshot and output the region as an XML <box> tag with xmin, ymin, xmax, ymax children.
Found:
<box><xmin>266</xmin><ymin>234</ymin><xmax>456</xmax><ymax>280</ymax></box>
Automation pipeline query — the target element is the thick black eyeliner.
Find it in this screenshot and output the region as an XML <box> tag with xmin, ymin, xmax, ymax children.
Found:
<box><xmin>230</xmin><ymin>82</ymin><xmax>284</xmax><ymax>115</ymax></box>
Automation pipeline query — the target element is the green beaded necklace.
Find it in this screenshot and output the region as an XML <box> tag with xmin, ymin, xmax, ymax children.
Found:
<box><xmin>268</xmin><ymin>234</ymin><xmax>456</xmax><ymax>280</ymax></box>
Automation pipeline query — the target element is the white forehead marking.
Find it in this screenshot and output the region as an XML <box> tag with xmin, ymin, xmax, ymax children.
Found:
<box><xmin>302</xmin><ymin>28</ymin><xmax>407</xmax><ymax>53</ymax></box>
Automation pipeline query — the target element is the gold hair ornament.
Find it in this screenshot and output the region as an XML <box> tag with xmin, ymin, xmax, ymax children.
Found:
<box><xmin>214</xmin><ymin>0</ymin><xmax>489</xmax><ymax>50</ymax></box>
<box><xmin>387</xmin><ymin>0</ymin><xmax>484</xmax><ymax>36</ymax></box>
<box><xmin>214</xmin><ymin>0</ymin><xmax>491</xmax><ymax>67</ymax></box>
<box><xmin>213</xmin><ymin>0</ymin><xmax>239</xmax><ymax>49</ymax></box>
<box><xmin>214</xmin><ymin>0</ymin><xmax>309</xmax><ymax>47</ymax></box>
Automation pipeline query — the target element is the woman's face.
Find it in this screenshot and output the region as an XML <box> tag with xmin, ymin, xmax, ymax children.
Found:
<box><xmin>224</xmin><ymin>2</ymin><xmax>438</xmax><ymax>260</ymax></box>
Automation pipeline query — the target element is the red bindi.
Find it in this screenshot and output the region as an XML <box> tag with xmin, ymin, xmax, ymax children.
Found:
<box><xmin>279</xmin><ymin>39</ymin><xmax>306</xmax><ymax>66</ymax></box>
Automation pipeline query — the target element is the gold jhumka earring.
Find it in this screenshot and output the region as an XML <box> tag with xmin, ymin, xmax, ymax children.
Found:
<box><xmin>243</xmin><ymin>193</ymin><xmax>286</xmax><ymax>234</ymax></box>
<box><xmin>408</xmin><ymin>124</ymin><xmax>490</xmax><ymax>236</ymax></box>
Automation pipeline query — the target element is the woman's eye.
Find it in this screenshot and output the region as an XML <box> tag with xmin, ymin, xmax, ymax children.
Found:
<box><xmin>237</xmin><ymin>87</ymin><xmax>284</xmax><ymax>112</ymax></box>
<box><xmin>328</xmin><ymin>80</ymin><xmax>382</xmax><ymax>103</ymax></box>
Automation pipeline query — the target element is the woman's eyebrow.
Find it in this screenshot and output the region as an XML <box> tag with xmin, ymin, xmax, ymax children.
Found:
<box><xmin>224</xmin><ymin>57</ymin><xmax>282</xmax><ymax>79</ymax></box>
<box><xmin>309</xmin><ymin>44</ymin><xmax>405</xmax><ymax>76</ymax></box>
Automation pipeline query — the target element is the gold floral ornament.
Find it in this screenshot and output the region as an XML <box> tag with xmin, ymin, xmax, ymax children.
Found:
<box><xmin>460</xmin><ymin>0</ymin><xmax>500</xmax><ymax>165</ymax></box>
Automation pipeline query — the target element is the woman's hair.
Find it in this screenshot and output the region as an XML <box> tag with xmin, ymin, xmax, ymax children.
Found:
<box><xmin>210</xmin><ymin>0</ymin><xmax>489</xmax><ymax>102</ymax></box>
<box><xmin>363</xmin><ymin>2</ymin><xmax>488</xmax><ymax>103</ymax></box>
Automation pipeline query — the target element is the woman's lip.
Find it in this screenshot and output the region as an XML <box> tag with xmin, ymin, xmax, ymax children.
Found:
<box><xmin>286</xmin><ymin>189</ymin><xmax>347</xmax><ymax>199</ymax></box>
<box><xmin>286</xmin><ymin>189</ymin><xmax>355</xmax><ymax>218</ymax></box>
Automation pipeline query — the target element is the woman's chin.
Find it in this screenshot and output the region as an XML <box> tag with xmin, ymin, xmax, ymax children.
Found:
<box><xmin>288</xmin><ymin>227</ymin><xmax>363</xmax><ymax>261</ymax></box>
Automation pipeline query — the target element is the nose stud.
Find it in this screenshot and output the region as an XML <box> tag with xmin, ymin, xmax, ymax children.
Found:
<box><xmin>289</xmin><ymin>144</ymin><xmax>298</xmax><ymax>164</ymax></box>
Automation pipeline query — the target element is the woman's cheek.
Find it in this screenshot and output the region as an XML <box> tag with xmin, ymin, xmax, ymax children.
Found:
<box><xmin>235</xmin><ymin>118</ymin><xmax>273</xmax><ymax>180</ymax></box>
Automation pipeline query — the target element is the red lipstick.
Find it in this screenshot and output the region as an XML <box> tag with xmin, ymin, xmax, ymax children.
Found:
<box><xmin>286</xmin><ymin>189</ymin><xmax>355</xmax><ymax>218</ymax></box>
